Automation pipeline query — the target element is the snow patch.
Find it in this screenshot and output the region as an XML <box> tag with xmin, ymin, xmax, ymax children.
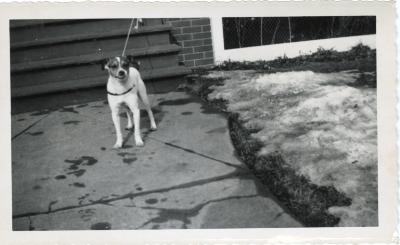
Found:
<box><xmin>208</xmin><ymin>70</ymin><xmax>377</xmax><ymax>226</ymax></box>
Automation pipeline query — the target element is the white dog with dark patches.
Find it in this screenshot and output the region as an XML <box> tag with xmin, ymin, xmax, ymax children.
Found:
<box><xmin>102</xmin><ymin>56</ymin><xmax>157</xmax><ymax>148</ymax></box>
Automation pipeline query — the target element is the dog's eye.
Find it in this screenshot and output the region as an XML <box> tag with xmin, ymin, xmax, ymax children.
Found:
<box><xmin>110</xmin><ymin>64</ymin><xmax>117</xmax><ymax>69</ymax></box>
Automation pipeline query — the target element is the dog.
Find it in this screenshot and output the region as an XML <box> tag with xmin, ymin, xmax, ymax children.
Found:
<box><xmin>102</xmin><ymin>55</ymin><xmax>157</xmax><ymax>148</ymax></box>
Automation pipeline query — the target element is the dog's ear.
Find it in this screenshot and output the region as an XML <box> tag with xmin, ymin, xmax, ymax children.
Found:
<box><xmin>101</xmin><ymin>58</ymin><xmax>110</xmax><ymax>71</ymax></box>
<box><xmin>127</xmin><ymin>55</ymin><xmax>140</xmax><ymax>70</ymax></box>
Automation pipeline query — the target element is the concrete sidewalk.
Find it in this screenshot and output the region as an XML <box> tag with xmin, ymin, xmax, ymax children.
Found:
<box><xmin>12</xmin><ymin>90</ymin><xmax>302</xmax><ymax>230</ymax></box>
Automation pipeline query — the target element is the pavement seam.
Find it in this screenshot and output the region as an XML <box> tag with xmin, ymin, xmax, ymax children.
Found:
<box><xmin>12</xmin><ymin>113</ymin><xmax>51</xmax><ymax>140</ymax></box>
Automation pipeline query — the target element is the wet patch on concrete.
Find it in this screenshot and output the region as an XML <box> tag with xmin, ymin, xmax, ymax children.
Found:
<box><xmin>26</xmin><ymin>131</ymin><xmax>44</xmax><ymax>136</ymax></box>
<box><xmin>100</xmin><ymin>147</ymin><xmax>106</xmax><ymax>151</ymax></box>
<box><xmin>67</xmin><ymin>169</ymin><xmax>86</xmax><ymax>177</ymax></box>
<box><xmin>63</xmin><ymin>120</ymin><xmax>81</xmax><ymax>125</ymax></box>
<box><xmin>90</xmin><ymin>222</ymin><xmax>111</xmax><ymax>230</ymax></box>
<box><xmin>70</xmin><ymin>182</ymin><xmax>86</xmax><ymax>188</ymax></box>
<box><xmin>135</xmin><ymin>185</ymin><xmax>143</xmax><ymax>191</ymax></box>
<box><xmin>78</xmin><ymin>193</ymin><xmax>90</xmax><ymax>203</ymax></box>
<box><xmin>161</xmin><ymin>198</ymin><xmax>167</xmax><ymax>202</ymax></box>
<box><xmin>159</xmin><ymin>98</ymin><xmax>198</xmax><ymax>106</ymax></box>
<box><xmin>123</xmin><ymin>157</ymin><xmax>138</xmax><ymax>164</ymax></box>
<box><xmin>181</xmin><ymin>111</ymin><xmax>193</xmax><ymax>115</ymax></box>
<box><xmin>78</xmin><ymin>208</ymin><xmax>95</xmax><ymax>221</ymax></box>
<box><xmin>65</xmin><ymin>156</ymin><xmax>98</xmax><ymax>170</ymax></box>
<box><xmin>206</xmin><ymin>127</ymin><xmax>227</xmax><ymax>134</ymax></box>
<box><xmin>117</xmin><ymin>152</ymin><xmax>135</xmax><ymax>157</ymax></box>
<box><xmin>59</xmin><ymin>107</ymin><xmax>79</xmax><ymax>114</ymax></box>
<box><xmin>55</xmin><ymin>175</ymin><xmax>66</xmax><ymax>180</ymax></box>
<box><xmin>137</xmin><ymin>195</ymin><xmax>257</xmax><ymax>229</ymax></box>
<box><xmin>145</xmin><ymin>198</ymin><xmax>158</xmax><ymax>205</ymax></box>
<box><xmin>178</xmin><ymin>162</ymin><xmax>189</xmax><ymax>167</ymax></box>
<box><xmin>33</xmin><ymin>185</ymin><xmax>42</xmax><ymax>190</ymax></box>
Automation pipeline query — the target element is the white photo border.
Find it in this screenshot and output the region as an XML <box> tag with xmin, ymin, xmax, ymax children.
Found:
<box><xmin>0</xmin><ymin>1</ymin><xmax>397</xmax><ymax>244</ymax></box>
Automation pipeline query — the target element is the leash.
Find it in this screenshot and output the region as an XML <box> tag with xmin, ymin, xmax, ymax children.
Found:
<box><xmin>119</xmin><ymin>18</ymin><xmax>157</xmax><ymax>107</ymax></box>
<box><xmin>121</xmin><ymin>18</ymin><xmax>141</xmax><ymax>57</ymax></box>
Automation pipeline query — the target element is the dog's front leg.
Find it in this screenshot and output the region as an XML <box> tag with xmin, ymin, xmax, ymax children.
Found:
<box><xmin>132</xmin><ymin>107</ymin><xmax>144</xmax><ymax>146</ymax></box>
<box><xmin>111</xmin><ymin>109</ymin><xmax>123</xmax><ymax>148</ymax></box>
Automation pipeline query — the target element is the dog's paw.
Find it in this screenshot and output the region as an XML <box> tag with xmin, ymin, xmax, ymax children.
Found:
<box><xmin>135</xmin><ymin>139</ymin><xmax>144</xmax><ymax>147</ymax></box>
<box><xmin>150</xmin><ymin>124</ymin><xmax>157</xmax><ymax>131</ymax></box>
<box><xmin>113</xmin><ymin>142</ymin><xmax>123</xmax><ymax>149</ymax></box>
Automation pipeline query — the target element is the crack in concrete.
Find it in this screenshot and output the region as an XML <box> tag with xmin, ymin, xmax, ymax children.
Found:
<box><xmin>148</xmin><ymin>136</ymin><xmax>245</xmax><ymax>170</ymax></box>
<box><xmin>272</xmin><ymin>211</ymin><xmax>284</xmax><ymax>222</ymax></box>
<box><xmin>135</xmin><ymin>194</ymin><xmax>258</xmax><ymax>229</ymax></box>
<box><xmin>48</xmin><ymin>200</ymin><xmax>58</xmax><ymax>212</ymax></box>
<box><xmin>13</xmin><ymin>170</ymin><xmax>251</xmax><ymax>219</ymax></box>
<box><xmin>12</xmin><ymin>113</ymin><xmax>51</xmax><ymax>140</ymax></box>
<box><xmin>28</xmin><ymin>216</ymin><xmax>35</xmax><ymax>231</ymax></box>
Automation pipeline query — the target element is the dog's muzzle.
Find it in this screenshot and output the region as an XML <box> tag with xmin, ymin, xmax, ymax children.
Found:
<box><xmin>112</xmin><ymin>71</ymin><xmax>127</xmax><ymax>80</ymax></box>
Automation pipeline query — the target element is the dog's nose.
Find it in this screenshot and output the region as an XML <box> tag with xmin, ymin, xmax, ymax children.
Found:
<box><xmin>118</xmin><ymin>70</ymin><xmax>126</xmax><ymax>76</ymax></box>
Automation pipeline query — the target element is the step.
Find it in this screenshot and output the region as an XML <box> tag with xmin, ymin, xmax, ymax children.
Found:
<box><xmin>11</xmin><ymin>24</ymin><xmax>173</xmax><ymax>50</ymax></box>
<box><xmin>10</xmin><ymin>19</ymin><xmax>79</xmax><ymax>29</ymax></box>
<box><xmin>10</xmin><ymin>19</ymin><xmax>163</xmax><ymax>30</ymax></box>
<box><xmin>12</xmin><ymin>66</ymin><xmax>192</xmax><ymax>98</ymax></box>
<box><xmin>12</xmin><ymin>52</ymin><xmax>180</xmax><ymax>88</ymax></box>
<box><xmin>11</xmin><ymin>29</ymin><xmax>173</xmax><ymax>64</ymax></box>
<box><xmin>11</xmin><ymin>44</ymin><xmax>182</xmax><ymax>73</ymax></box>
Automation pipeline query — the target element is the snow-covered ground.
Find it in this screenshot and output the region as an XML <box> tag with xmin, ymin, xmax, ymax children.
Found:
<box><xmin>206</xmin><ymin>70</ymin><xmax>377</xmax><ymax>226</ymax></box>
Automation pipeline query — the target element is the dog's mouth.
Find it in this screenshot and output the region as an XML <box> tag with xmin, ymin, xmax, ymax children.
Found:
<box><xmin>113</xmin><ymin>73</ymin><xmax>127</xmax><ymax>80</ymax></box>
<box><xmin>116</xmin><ymin>75</ymin><xmax>126</xmax><ymax>79</ymax></box>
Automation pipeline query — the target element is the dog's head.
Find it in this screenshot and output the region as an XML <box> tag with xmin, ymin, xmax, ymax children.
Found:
<box><xmin>101</xmin><ymin>55</ymin><xmax>140</xmax><ymax>80</ymax></box>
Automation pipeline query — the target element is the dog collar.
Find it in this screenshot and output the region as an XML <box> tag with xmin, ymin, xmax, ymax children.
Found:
<box><xmin>107</xmin><ymin>86</ymin><xmax>134</xmax><ymax>96</ymax></box>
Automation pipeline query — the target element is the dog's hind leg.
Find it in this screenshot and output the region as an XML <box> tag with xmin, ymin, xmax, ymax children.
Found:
<box><xmin>126</xmin><ymin>100</ymin><xmax>144</xmax><ymax>147</ymax></box>
<box><xmin>125</xmin><ymin>110</ymin><xmax>133</xmax><ymax>130</ymax></box>
<box><xmin>137</xmin><ymin>78</ymin><xmax>157</xmax><ymax>130</ymax></box>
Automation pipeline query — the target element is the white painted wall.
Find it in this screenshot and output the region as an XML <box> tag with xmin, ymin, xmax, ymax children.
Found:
<box><xmin>210</xmin><ymin>17</ymin><xmax>376</xmax><ymax>64</ymax></box>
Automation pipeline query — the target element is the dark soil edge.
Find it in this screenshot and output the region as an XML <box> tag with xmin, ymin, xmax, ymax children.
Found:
<box><xmin>228</xmin><ymin>113</ymin><xmax>351</xmax><ymax>227</ymax></box>
<box><xmin>183</xmin><ymin>76</ymin><xmax>353</xmax><ymax>227</ymax></box>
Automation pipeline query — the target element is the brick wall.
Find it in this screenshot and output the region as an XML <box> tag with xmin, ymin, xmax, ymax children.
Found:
<box><xmin>165</xmin><ymin>18</ymin><xmax>214</xmax><ymax>68</ymax></box>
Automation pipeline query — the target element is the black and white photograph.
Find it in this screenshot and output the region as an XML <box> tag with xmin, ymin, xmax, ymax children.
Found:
<box><xmin>1</xmin><ymin>1</ymin><xmax>398</xmax><ymax>244</ymax></box>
